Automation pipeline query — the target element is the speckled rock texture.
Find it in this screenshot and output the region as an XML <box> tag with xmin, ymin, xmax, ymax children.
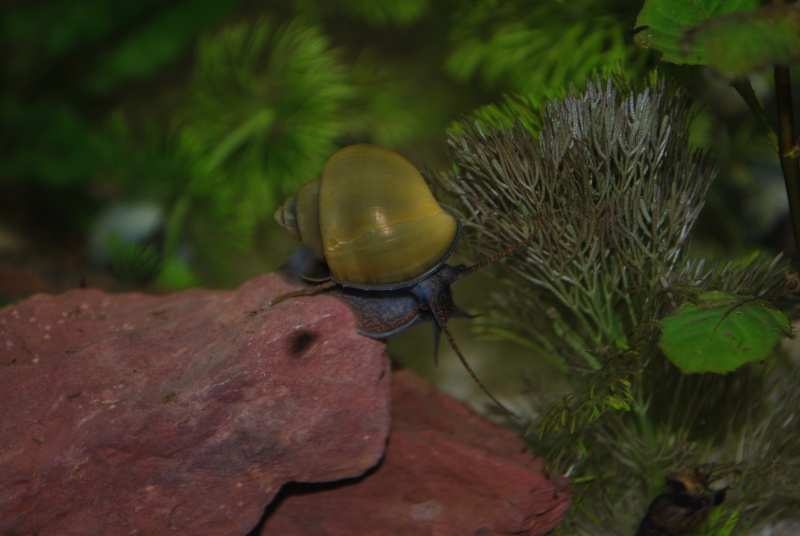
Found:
<box><xmin>0</xmin><ymin>274</ymin><xmax>391</xmax><ymax>535</ymax></box>
<box><xmin>0</xmin><ymin>273</ymin><xmax>570</xmax><ymax>535</ymax></box>
<box><xmin>261</xmin><ymin>369</ymin><xmax>571</xmax><ymax>536</ymax></box>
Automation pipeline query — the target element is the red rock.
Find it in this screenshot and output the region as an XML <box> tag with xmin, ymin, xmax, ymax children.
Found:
<box><xmin>0</xmin><ymin>274</ymin><xmax>391</xmax><ymax>535</ymax></box>
<box><xmin>261</xmin><ymin>369</ymin><xmax>571</xmax><ymax>535</ymax></box>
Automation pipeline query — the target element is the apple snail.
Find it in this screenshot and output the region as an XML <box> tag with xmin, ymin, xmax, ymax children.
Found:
<box><xmin>272</xmin><ymin>144</ymin><xmax>530</xmax><ymax>413</ymax></box>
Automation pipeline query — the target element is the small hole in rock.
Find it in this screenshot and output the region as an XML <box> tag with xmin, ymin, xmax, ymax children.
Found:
<box><xmin>290</xmin><ymin>330</ymin><xmax>317</xmax><ymax>355</ymax></box>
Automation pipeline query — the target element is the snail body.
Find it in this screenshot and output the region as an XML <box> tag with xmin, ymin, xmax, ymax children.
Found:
<box><xmin>275</xmin><ymin>144</ymin><xmax>461</xmax><ymax>289</ymax></box>
<box><xmin>636</xmin><ymin>467</ymin><xmax>727</xmax><ymax>536</ymax></box>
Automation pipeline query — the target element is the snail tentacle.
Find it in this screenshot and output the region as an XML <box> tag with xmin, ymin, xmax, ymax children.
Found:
<box><xmin>267</xmin><ymin>280</ymin><xmax>337</xmax><ymax>307</ymax></box>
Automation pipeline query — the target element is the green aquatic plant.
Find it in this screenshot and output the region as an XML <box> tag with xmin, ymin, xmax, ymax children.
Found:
<box><xmin>438</xmin><ymin>76</ymin><xmax>722</xmax><ymax>376</ymax></box>
<box><xmin>431</xmin><ymin>76</ymin><xmax>800</xmax><ymax>534</ymax></box>
<box><xmin>95</xmin><ymin>17</ymin><xmax>354</xmax><ymax>287</ymax></box>
<box><xmin>446</xmin><ymin>0</ymin><xmax>651</xmax><ymax>94</ymax></box>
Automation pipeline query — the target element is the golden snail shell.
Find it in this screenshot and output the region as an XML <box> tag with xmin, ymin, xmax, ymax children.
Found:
<box><xmin>275</xmin><ymin>144</ymin><xmax>460</xmax><ymax>289</ymax></box>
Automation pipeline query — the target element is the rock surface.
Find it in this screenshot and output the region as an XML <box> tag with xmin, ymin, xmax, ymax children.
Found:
<box><xmin>261</xmin><ymin>369</ymin><xmax>571</xmax><ymax>535</ymax></box>
<box><xmin>0</xmin><ymin>274</ymin><xmax>391</xmax><ymax>535</ymax></box>
<box><xmin>0</xmin><ymin>273</ymin><xmax>570</xmax><ymax>535</ymax></box>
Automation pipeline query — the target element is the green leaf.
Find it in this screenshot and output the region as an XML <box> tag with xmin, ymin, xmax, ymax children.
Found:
<box><xmin>634</xmin><ymin>0</ymin><xmax>759</xmax><ymax>65</ymax></box>
<box><xmin>658</xmin><ymin>291</ymin><xmax>791</xmax><ymax>374</ymax></box>
<box><xmin>687</xmin><ymin>6</ymin><xmax>800</xmax><ymax>77</ymax></box>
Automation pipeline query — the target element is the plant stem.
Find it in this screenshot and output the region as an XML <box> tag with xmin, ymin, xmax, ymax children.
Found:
<box><xmin>774</xmin><ymin>64</ymin><xmax>800</xmax><ymax>256</ymax></box>
<box><xmin>731</xmin><ymin>79</ymin><xmax>778</xmax><ymax>150</ymax></box>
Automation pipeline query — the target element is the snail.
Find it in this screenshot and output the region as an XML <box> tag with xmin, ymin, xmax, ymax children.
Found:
<box><xmin>271</xmin><ymin>144</ymin><xmax>530</xmax><ymax>413</ymax></box>
<box><xmin>635</xmin><ymin>466</ymin><xmax>727</xmax><ymax>536</ymax></box>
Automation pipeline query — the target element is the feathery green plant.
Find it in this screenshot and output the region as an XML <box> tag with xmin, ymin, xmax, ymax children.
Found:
<box><xmin>431</xmin><ymin>76</ymin><xmax>800</xmax><ymax>533</ymax></box>
<box><xmin>447</xmin><ymin>0</ymin><xmax>652</xmax><ymax>94</ymax></box>
<box><xmin>439</xmin><ymin>77</ymin><xmax>719</xmax><ymax>373</ymax></box>
<box><xmin>178</xmin><ymin>18</ymin><xmax>353</xmax><ymax>208</ymax></box>
<box><xmin>96</xmin><ymin>18</ymin><xmax>354</xmax><ymax>286</ymax></box>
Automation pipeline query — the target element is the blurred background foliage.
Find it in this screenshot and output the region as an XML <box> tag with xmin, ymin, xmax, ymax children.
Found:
<box><xmin>3</xmin><ymin>0</ymin><xmax>800</xmax><ymax>533</ymax></box>
<box><xmin>1</xmin><ymin>0</ymin><xmax>659</xmax><ymax>291</ymax></box>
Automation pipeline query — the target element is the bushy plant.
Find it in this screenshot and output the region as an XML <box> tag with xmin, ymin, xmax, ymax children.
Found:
<box><xmin>431</xmin><ymin>73</ymin><xmax>800</xmax><ymax>532</ymax></box>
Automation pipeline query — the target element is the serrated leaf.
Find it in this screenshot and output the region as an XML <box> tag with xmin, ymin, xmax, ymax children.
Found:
<box><xmin>634</xmin><ymin>0</ymin><xmax>759</xmax><ymax>65</ymax></box>
<box><xmin>658</xmin><ymin>291</ymin><xmax>791</xmax><ymax>374</ymax></box>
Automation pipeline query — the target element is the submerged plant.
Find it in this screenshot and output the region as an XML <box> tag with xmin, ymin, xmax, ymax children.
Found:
<box><xmin>430</xmin><ymin>76</ymin><xmax>800</xmax><ymax>533</ymax></box>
